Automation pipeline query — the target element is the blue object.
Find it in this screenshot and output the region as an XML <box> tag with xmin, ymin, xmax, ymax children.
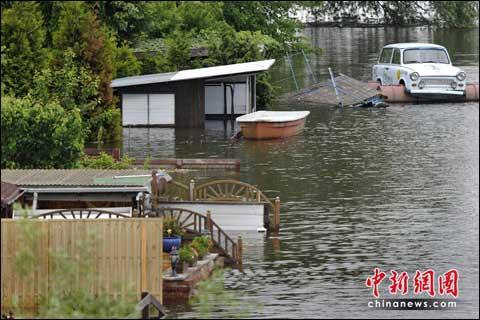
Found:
<box><xmin>163</xmin><ymin>236</ymin><xmax>182</xmax><ymax>253</ymax></box>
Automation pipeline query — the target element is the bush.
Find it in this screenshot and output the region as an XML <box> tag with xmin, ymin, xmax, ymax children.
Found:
<box><xmin>191</xmin><ymin>236</ymin><xmax>212</xmax><ymax>258</ymax></box>
<box><xmin>1</xmin><ymin>96</ymin><xmax>84</xmax><ymax>169</ymax></box>
<box><xmin>79</xmin><ymin>152</ymin><xmax>134</xmax><ymax>169</ymax></box>
<box><xmin>179</xmin><ymin>245</ymin><xmax>195</xmax><ymax>264</ymax></box>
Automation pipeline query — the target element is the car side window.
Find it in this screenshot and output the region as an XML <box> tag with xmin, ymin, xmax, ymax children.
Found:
<box><xmin>392</xmin><ymin>49</ymin><xmax>401</xmax><ymax>64</ymax></box>
<box><xmin>379</xmin><ymin>48</ymin><xmax>393</xmax><ymax>64</ymax></box>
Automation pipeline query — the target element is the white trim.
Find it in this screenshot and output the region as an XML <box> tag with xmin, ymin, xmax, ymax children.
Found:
<box><xmin>111</xmin><ymin>59</ymin><xmax>275</xmax><ymax>88</ymax></box>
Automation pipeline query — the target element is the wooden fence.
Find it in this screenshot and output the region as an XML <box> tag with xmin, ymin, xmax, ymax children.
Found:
<box><xmin>1</xmin><ymin>218</ymin><xmax>163</xmax><ymax>312</ymax></box>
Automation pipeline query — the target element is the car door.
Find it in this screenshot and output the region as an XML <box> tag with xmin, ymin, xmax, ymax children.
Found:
<box><xmin>376</xmin><ymin>48</ymin><xmax>394</xmax><ymax>84</ymax></box>
<box><xmin>389</xmin><ymin>48</ymin><xmax>402</xmax><ymax>85</ymax></box>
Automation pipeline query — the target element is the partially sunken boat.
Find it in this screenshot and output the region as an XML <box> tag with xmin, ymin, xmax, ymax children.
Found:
<box><xmin>236</xmin><ymin>111</ymin><xmax>310</xmax><ymax>140</ymax></box>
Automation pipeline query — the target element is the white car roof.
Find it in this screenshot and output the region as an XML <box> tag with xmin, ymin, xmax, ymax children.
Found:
<box><xmin>383</xmin><ymin>43</ymin><xmax>446</xmax><ymax>50</ymax></box>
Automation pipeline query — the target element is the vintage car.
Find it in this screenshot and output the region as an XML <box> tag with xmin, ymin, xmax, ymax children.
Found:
<box><xmin>372</xmin><ymin>43</ymin><xmax>467</xmax><ymax>96</ymax></box>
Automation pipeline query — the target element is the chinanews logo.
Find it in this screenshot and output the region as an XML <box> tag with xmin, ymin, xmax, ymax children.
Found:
<box><xmin>365</xmin><ymin>268</ymin><xmax>459</xmax><ymax>310</ymax></box>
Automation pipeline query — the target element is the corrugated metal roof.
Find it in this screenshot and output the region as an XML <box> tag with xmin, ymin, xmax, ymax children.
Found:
<box><xmin>111</xmin><ymin>59</ymin><xmax>275</xmax><ymax>88</ymax></box>
<box><xmin>1</xmin><ymin>181</ymin><xmax>24</xmax><ymax>206</ymax></box>
<box><xmin>1</xmin><ymin>169</ymin><xmax>159</xmax><ymax>187</ymax></box>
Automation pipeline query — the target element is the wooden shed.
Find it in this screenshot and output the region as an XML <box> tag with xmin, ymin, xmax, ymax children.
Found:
<box><xmin>111</xmin><ymin>59</ymin><xmax>275</xmax><ymax>128</ymax></box>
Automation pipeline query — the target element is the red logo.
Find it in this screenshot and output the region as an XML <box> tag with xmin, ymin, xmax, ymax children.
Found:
<box><xmin>365</xmin><ymin>268</ymin><xmax>459</xmax><ymax>298</ymax></box>
<box><xmin>365</xmin><ymin>268</ymin><xmax>387</xmax><ymax>298</ymax></box>
<box><xmin>389</xmin><ymin>270</ymin><xmax>409</xmax><ymax>295</ymax></box>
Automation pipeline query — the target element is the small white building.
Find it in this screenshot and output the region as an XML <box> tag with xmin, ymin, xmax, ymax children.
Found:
<box><xmin>111</xmin><ymin>59</ymin><xmax>275</xmax><ymax>128</ymax></box>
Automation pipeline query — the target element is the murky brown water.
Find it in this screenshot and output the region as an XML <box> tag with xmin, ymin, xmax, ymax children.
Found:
<box><xmin>118</xmin><ymin>27</ymin><xmax>479</xmax><ymax>318</ymax></box>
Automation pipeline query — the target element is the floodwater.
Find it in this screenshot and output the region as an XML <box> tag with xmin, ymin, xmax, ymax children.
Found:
<box><xmin>122</xmin><ymin>27</ymin><xmax>479</xmax><ymax>318</ymax></box>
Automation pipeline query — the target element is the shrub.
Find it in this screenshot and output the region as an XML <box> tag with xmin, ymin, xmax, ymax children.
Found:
<box><xmin>179</xmin><ymin>245</ymin><xmax>195</xmax><ymax>264</ymax></box>
<box><xmin>79</xmin><ymin>152</ymin><xmax>134</xmax><ymax>169</ymax></box>
<box><xmin>191</xmin><ymin>236</ymin><xmax>212</xmax><ymax>258</ymax></box>
<box><xmin>1</xmin><ymin>96</ymin><xmax>84</xmax><ymax>169</ymax></box>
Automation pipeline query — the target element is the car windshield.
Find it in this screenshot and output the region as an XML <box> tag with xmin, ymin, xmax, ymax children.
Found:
<box><xmin>403</xmin><ymin>48</ymin><xmax>450</xmax><ymax>64</ymax></box>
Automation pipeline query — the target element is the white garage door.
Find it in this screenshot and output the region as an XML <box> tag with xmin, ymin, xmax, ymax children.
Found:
<box><xmin>122</xmin><ymin>93</ymin><xmax>175</xmax><ymax>126</ymax></box>
<box><xmin>149</xmin><ymin>94</ymin><xmax>175</xmax><ymax>125</ymax></box>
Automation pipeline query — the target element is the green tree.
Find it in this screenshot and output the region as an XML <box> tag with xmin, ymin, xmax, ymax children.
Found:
<box><xmin>1</xmin><ymin>1</ymin><xmax>47</xmax><ymax>96</ymax></box>
<box><xmin>113</xmin><ymin>42</ymin><xmax>142</xmax><ymax>78</ymax></box>
<box><xmin>165</xmin><ymin>29</ymin><xmax>194</xmax><ymax>71</ymax></box>
<box><xmin>1</xmin><ymin>96</ymin><xmax>84</xmax><ymax>169</ymax></box>
<box><xmin>432</xmin><ymin>1</ymin><xmax>480</xmax><ymax>28</ymax></box>
<box><xmin>51</xmin><ymin>1</ymin><xmax>121</xmax><ymax>143</ymax></box>
<box><xmin>222</xmin><ymin>1</ymin><xmax>301</xmax><ymax>49</ymax></box>
<box><xmin>52</xmin><ymin>1</ymin><xmax>115</xmax><ymax>105</ymax></box>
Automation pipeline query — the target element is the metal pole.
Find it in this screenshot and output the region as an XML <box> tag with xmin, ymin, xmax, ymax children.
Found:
<box><xmin>301</xmin><ymin>49</ymin><xmax>317</xmax><ymax>83</ymax></box>
<box><xmin>285</xmin><ymin>51</ymin><xmax>299</xmax><ymax>91</ymax></box>
<box><xmin>328</xmin><ymin>68</ymin><xmax>343</xmax><ymax>107</ymax></box>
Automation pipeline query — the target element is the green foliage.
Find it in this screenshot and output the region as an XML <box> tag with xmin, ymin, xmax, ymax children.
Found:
<box><xmin>191</xmin><ymin>236</ymin><xmax>212</xmax><ymax>258</ymax></box>
<box><xmin>165</xmin><ymin>30</ymin><xmax>194</xmax><ymax>71</ymax></box>
<box><xmin>138</xmin><ymin>52</ymin><xmax>171</xmax><ymax>74</ymax></box>
<box><xmin>79</xmin><ymin>152</ymin><xmax>134</xmax><ymax>169</ymax></box>
<box><xmin>114</xmin><ymin>42</ymin><xmax>142</xmax><ymax>78</ymax></box>
<box><xmin>12</xmin><ymin>206</ymin><xmax>139</xmax><ymax>318</ymax></box>
<box><xmin>222</xmin><ymin>1</ymin><xmax>302</xmax><ymax>49</ymax></box>
<box><xmin>1</xmin><ymin>1</ymin><xmax>47</xmax><ymax>96</ymax></box>
<box><xmin>52</xmin><ymin>1</ymin><xmax>115</xmax><ymax>105</ymax></box>
<box><xmin>1</xmin><ymin>96</ymin><xmax>84</xmax><ymax>169</ymax></box>
<box><xmin>179</xmin><ymin>245</ymin><xmax>195</xmax><ymax>264</ymax></box>
<box><xmin>31</xmin><ymin>50</ymin><xmax>101</xmax><ymax>115</ymax></box>
<box><xmin>432</xmin><ymin>1</ymin><xmax>480</xmax><ymax>28</ymax></box>
<box><xmin>164</xmin><ymin>216</ymin><xmax>184</xmax><ymax>237</ymax></box>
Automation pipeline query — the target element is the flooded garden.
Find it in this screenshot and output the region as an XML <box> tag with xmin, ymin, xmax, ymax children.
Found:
<box><xmin>120</xmin><ymin>27</ymin><xmax>479</xmax><ymax>318</ymax></box>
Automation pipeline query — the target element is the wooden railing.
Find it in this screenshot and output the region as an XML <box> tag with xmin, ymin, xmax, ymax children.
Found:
<box><xmin>154</xmin><ymin>208</ymin><xmax>241</xmax><ymax>266</ymax></box>
<box><xmin>32</xmin><ymin>209</ymin><xmax>130</xmax><ymax>219</ymax></box>
<box><xmin>161</xmin><ymin>178</ymin><xmax>281</xmax><ymax>232</ymax></box>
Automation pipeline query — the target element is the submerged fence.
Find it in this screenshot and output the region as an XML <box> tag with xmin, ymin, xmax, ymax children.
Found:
<box><xmin>1</xmin><ymin>218</ymin><xmax>163</xmax><ymax>311</ymax></box>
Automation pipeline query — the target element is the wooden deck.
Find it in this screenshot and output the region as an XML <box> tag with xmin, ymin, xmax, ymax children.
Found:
<box><xmin>282</xmin><ymin>73</ymin><xmax>382</xmax><ymax>107</ymax></box>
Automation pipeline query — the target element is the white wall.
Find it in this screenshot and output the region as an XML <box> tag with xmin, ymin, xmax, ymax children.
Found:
<box><xmin>158</xmin><ymin>202</ymin><xmax>265</xmax><ymax>231</ymax></box>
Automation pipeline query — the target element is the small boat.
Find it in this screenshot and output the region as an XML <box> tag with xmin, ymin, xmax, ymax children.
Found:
<box><xmin>236</xmin><ymin>111</ymin><xmax>310</xmax><ymax>140</ymax></box>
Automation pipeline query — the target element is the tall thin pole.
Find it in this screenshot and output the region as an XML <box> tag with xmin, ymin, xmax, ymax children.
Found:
<box><xmin>285</xmin><ymin>51</ymin><xmax>299</xmax><ymax>91</ymax></box>
<box><xmin>328</xmin><ymin>68</ymin><xmax>343</xmax><ymax>107</ymax></box>
<box><xmin>302</xmin><ymin>49</ymin><xmax>317</xmax><ymax>83</ymax></box>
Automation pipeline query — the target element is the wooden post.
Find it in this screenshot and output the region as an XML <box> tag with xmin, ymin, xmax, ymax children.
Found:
<box><xmin>273</xmin><ymin>196</ymin><xmax>281</xmax><ymax>232</ymax></box>
<box><xmin>141</xmin><ymin>292</ymin><xmax>149</xmax><ymax>319</ymax></box>
<box><xmin>151</xmin><ymin>170</ymin><xmax>158</xmax><ymax>212</ymax></box>
<box><xmin>237</xmin><ymin>236</ymin><xmax>243</xmax><ymax>267</ymax></box>
<box><xmin>189</xmin><ymin>179</ymin><xmax>195</xmax><ymax>201</ymax></box>
<box><xmin>206</xmin><ymin>210</ymin><xmax>212</xmax><ymax>234</ymax></box>
<box><xmin>256</xmin><ymin>189</ymin><xmax>261</xmax><ymax>202</ymax></box>
<box><xmin>140</xmin><ymin>221</ymin><xmax>148</xmax><ymax>293</ymax></box>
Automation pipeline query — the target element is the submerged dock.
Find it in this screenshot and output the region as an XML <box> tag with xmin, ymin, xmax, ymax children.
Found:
<box><xmin>282</xmin><ymin>73</ymin><xmax>383</xmax><ymax>107</ymax></box>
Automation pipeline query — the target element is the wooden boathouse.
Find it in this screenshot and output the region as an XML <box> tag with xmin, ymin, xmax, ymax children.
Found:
<box><xmin>111</xmin><ymin>59</ymin><xmax>275</xmax><ymax>128</ymax></box>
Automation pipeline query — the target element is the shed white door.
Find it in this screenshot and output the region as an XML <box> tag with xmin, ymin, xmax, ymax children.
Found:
<box><xmin>122</xmin><ymin>93</ymin><xmax>175</xmax><ymax>126</ymax></box>
<box><xmin>149</xmin><ymin>94</ymin><xmax>175</xmax><ymax>125</ymax></box>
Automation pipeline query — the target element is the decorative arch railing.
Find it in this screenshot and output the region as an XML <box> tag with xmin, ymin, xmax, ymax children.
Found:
<box><xmin>160</xmin><ymin>178</ymin><xmax>280</xmax><ymax>232</ymax></box>
<box><xmin>32</xmin><ymin>209</ymin><xmax>130</xmax><ymax>219</ymax></box>
<box><xmin>153</xmin><ymin>207</ymin><xmax>241</xmax><ymax>265</ymax></box>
